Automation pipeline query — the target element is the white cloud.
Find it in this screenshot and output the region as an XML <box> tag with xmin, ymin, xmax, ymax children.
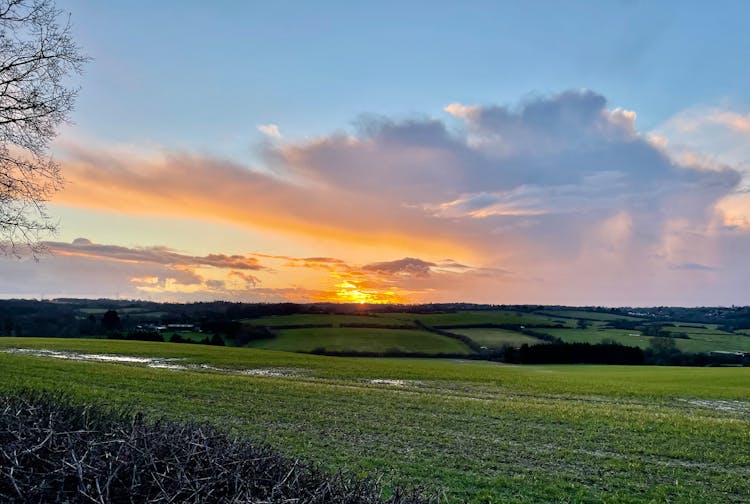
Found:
<box><xmin>257</xmin><ymin>123</ymin><xmax>282</xmax><ymax>139</ymax></box>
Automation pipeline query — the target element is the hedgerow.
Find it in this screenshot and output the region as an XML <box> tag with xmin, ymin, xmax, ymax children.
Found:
<box><xmin>0</xmin><ymin>391</ymin><xmax>433</xmax><ymax>503</ymax></box>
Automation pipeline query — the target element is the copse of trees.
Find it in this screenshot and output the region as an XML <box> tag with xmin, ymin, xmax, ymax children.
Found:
<box><xmin>503</xmin><ymin>342</ymin><xmax>645</xmax><ymax>365</ymax></box>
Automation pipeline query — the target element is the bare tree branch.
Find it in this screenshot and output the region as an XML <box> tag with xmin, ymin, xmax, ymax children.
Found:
<box><xmin>0</xmin><ymin>0</ymin><xmax>87</xmax><ymax>257</ymax></box>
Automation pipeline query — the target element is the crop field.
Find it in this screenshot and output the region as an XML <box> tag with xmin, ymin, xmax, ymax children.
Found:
<box><xmin>248</xmin><ymin>327</ymin><xmax>475</xmax><ymax>354</ymax></box>
<box><xmin>451</xmin><ymin>328</ymin><xmax>544</xmax><ymax>348</ymax></box>
<box><xmin>0</xmin><ymin>338</ymin><xmax>747</xmax><ymax>503</ymax></box>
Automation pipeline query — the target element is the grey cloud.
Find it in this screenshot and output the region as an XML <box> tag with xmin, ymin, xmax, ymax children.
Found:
<box><xmin>670</xmin><ymin>262</ymin><xmax>719</xmax><ymax>271</ymax></box>
<box><xmin>205</xmin><ymin>279</ymin><xmax>226</xmax><ymax>289</ymax></box>
<box><xmin>362</xmin><ymin>257</ymin><xmax>436</xmax><ymax>278</ymax></box>
<box><xmin>279</xmin><ymin>90</ymin><xmax>741</xmax><ymax>227</ymax></box>
<box><xmin>282</xmin><ymin>90</ymin><xmax>742</xmax><ymax>269</ymax></box>
<box><xmin>48</xmin><ymin>239</ymin><xmax>265</xmax><ymax>271</ymax></box>
<box><xmin>228</xmin><ymin>270</ymin><xmax>261</xmax><ymax>288</ymax></box>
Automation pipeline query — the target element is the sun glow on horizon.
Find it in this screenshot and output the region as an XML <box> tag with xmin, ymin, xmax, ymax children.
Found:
<box><xmin>331</xmin><ymin>280</ymin><xmax>403</xmax><ymax>304</ymax></box>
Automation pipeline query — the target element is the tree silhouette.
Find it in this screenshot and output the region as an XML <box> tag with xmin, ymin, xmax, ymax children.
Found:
<box><xmin>0</xmin><ymin>0</ymin><xmax>87</xmax><ymax>255</ymax></box>
<box><xmin>101</xmin><ymin>310</ymin><xmax>121</xmax><ymax>331</ymax></box>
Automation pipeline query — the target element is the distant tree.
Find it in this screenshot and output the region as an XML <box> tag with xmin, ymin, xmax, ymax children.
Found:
<box><xmin>646</xmin><ymin>336</ymin><xmax>680</xmax><ymax>365</ymax></box>
<box><xmin>642</xmin><ymin>324</ymin><xmax>667</xmax><ymax>338</ymax></box>
<box><xmin>0</xmin><ymin>0</ymin><xmax>87</xmax><ymax>255</ymax></box>
<box><xmin>2</xmin><ymin>316</ymin><xmax>12</xmax><ymax>335</ymax></box>
<box><xmin>101</xmin><ymin>310</ymin><xmax>121</xmax><ymax>331</ymax></box>
<box><xmin>576</xmin><ymin>319</ymin><xmax>589</xmax><ymax>329</ymax></box>
<box><xmin>210</xmin><ymin>333</ymin><xmax>225</xmax><ymax>346</ymax></box>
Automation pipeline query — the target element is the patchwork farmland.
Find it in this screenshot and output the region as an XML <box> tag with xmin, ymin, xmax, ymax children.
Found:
<box><xmin>1</xmin><ymin>301</ymin><xmax>750</xmax><ymax>502</ymax></box>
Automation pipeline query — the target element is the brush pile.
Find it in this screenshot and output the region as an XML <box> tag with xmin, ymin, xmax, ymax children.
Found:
<box><xmin>0</xmin><ymin>391</ymin><xmax>432</xmax><ymax>503</ymax></box>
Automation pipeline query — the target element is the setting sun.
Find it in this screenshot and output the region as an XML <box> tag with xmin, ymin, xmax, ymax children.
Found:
<box><xmin>332</xmin><ymin>281</ymin><xmax>402</xmax><ymax>304</ymax></box>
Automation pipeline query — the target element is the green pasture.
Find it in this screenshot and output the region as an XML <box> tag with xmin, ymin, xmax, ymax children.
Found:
<box><xmin>249</xmin><ymin>327</ymin><xmax>474</xmax><ymax>354</ymax></box>
<box><xmin>244</xmin><ymin>313</ymin><xmax>416</xmax><ymax>327</ymax></box>
<box><xmin>537</xmin><ymin>310</ymin><xmax>644</xmax><ymax>321</ymax></box>
<box><xmin>166</xmin><ymin>330</ymin><xmax>206</xmax><ymax>343</ymax></box>
<box><xmin>451</xmin><ymin>328</ymin><xmax>544</xmax><ymax>348</ymax></box>
<box><xmin>661</xmin><ymin>324</ymin><xmax>735</xmax><ymax>336</ymax></box>
<box><xmin>541</xmin><ymin>327</ymin><xmax>750</xmax><ymax>353</ymax></box>
<box><xmin>377</xmin><ymin>310</ymin><xmax>568</xmax><ymax>327</ymax></box>
<box><xmin>245</xmin><ymin>310</ymin><xmax>565</xmax><ymax>328</ymax></box>
<box><xmin>0</xmin><ymin>338</ymin><xmax>748</xmax><ymax>503</ymax></box>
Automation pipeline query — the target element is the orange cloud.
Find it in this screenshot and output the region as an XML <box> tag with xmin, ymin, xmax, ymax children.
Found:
<box><xmin>715</xmin><ymin>193</ymin><xmax>750</xmax><ymax>230</ymax></box>
<box><xmin>48</xmin><ymin>238</ymin><xmax>265</xmax><ymax>270</ymax></box>
<box><xmin>56</xmin><ymin>149</ymin><xmax>473</xmax><ymax>259</ymax></box>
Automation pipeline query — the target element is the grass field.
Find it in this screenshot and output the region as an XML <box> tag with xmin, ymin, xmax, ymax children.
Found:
<box><xmin>248</xmin><ymin>327</ymin><xmax>474</xmax><ymax>354</ymax></box>
<box><xmin>451</xmin><ymin>328</ymin><xmax>544</xmax><ymax>348</ymax></box>
<box><xmin>0</xmin><ymin>338</ymin><xmax>747</xmax><ymax>503</ymax></box>
<box><xmin>543</xmin><ymin>327</ymin><xmax>750</xmax><ymax>353</ymax></box>
<box><xmin>165</xmin><ymin>330</ymin><xmax>206</xmax><ymax>342</ymax></box>
<box><xmin>246</xmin><ymin>310</ymin><xmax>568</xmax><ymax>328</ymax></box>
<box><xmin>243</xmin><ymin>312</ymin><xmax>750</xmax><ymax>355</ymax></box>
<box><xmin>377</xmin><ymin>310</ymin><xmax>569</xmax><ymax>327</ymax></box>
<box><xmin>539</xmin><ymin>310</ymin><xmax>644</xmax><ymax>322</ymax></box>
<box><xmin>662</xmin><ymin>324</ymin><xmax>736</xmax><ymax>336</ymax></box>
<box><xmin>244</xmin><ymin>313</ymin><xmax>415</xmax><ymax>327</ymax></box>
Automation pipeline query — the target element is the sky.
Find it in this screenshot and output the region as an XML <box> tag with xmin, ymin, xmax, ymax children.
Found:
<box><xmin>3</xmin><ymin>0</ymin><xmax>750</xmax><ymax>306</ymax></box>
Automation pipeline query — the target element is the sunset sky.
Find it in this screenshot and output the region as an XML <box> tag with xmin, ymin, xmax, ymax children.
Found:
<box><xmin>3</xmin><ymin>1</ymin><xmax>750</xmax><ymax>306</ymax></box>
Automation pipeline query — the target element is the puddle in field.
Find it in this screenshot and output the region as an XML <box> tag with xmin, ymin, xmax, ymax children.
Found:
<box><xmin>197</xmin><ymin>363</ymin><xmax>300</xmax><ymax>377</ymax></box>
<box><xmin>369</xmin><ymin>379</ymin><xmax>420</xmax><ymax>387</ymax></box>
<box><xmin>4</xmin><ymin>348</ymin><xmax>301</xmax><ymax>378</ymax></box>
<box><xmin>678</xmin><ymin>398</ymin><xmax>750</xmax><ymax>413</ymax></box>
<box><xmin>7</xmin><ymin>348</ymin><xmax>178</xmax><ymax>366</ymax></box>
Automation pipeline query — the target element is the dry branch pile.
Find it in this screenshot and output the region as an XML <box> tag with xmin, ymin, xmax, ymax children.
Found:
<box><xmin>0</xmin><ymin>391</ymin><xmax>433</xmax><ymax>503</ymax></box>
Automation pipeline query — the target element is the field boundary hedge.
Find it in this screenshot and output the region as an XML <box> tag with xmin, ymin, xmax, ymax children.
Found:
<box><xmin>414</xmin><ymin>321</ymin><xmax>482</xmax><ymax>352</ymax></box>
<box><xmin>0</xmin><ymin>391</ymin><xmax>434</xmax><ymax>504</ymax></box>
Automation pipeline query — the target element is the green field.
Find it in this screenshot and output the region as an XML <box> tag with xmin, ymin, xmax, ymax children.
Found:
<box><xmin>451</xmin><ymin>328</ymin><xmax>544</xmax><ymax>348</ymax></box>
<box><xmin>539</xmin><ymin>310</ymin><xmax>644</xmax><ymax>322</ymax></box>
<box><xmin>166</xmin><ymin>330</ymin><xmax>207</xmax><ymax>342</ymax></box>
<box><xmin>249</xmin><ymin>327</ymin><xmax>474</xmax><ymax>354</ymax></box>
<box><xmin>378</xmin><ymin>310</ymin><xmax>568</xmax><ymax>327</ymax></box>
<box><xmin>662</xmin><ymin>324</ymin><xmax>735</xmax><ymax>336</ymax></box>
<box><xmin>244</xmin><ymin>313</ymin><xmax>416</xmax><ymax>327</ymax></box>
<box><xmin>243</xmin><ymin>312</ymin><xmax>750</xmax><ymax>355</ymax></box>
<box><xmin>0</xmin><ymin>338</ymin><xmax>747</xmax><ymax>503</ymax></box>
<box><xmin>246</xmin><ymin>310</ymin><xmax>567</xmax><ymax>328</ymax></box>
<box><xmin>543</xmin><ymin>327</ymin><xmax>750</xmax><ymax>353</ymax></box>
